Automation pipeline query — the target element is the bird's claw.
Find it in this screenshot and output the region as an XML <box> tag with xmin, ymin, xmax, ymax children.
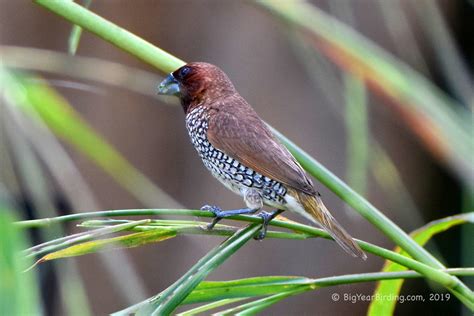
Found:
<box><xmin>254</xmin><ymin>230</ymin><xmax>266</xmax><ymax>241</ymax></box>
<box><xmin>254</xmin><ymin>211</ymin><xmax>274</xmax><ymax>241</ymax></box>
<box><xmin>201</xmin><ymin>205</ymin><xmax>224</xmax><ymax>230</ymax></box>
<box><xmin>254</xmin><ymin>210</ymin><xmax>283</xmax><ymax>241</ymax></box>
<box><xmin>201</xmin><ymin>204</ymin><xmax>222</xmax><ymax>214</ymax></box>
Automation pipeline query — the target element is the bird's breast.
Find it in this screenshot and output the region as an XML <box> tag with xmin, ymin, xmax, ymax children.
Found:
<box><xmin>185</xmin><ymin>106</ymin><xmax>288</xmax><ymax>207</ymax></box>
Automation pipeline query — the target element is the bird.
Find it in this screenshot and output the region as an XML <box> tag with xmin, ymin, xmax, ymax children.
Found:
<box><xmin>158</xmin><ymin>62</ymin><xmax>366</xmax><ymax>259</ymax></box>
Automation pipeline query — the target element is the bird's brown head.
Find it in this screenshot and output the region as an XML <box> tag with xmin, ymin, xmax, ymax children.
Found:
<box><xmin>158</xmin><ymin>62</ymin><xmax>236</xmax><ymax>113</ymax></box>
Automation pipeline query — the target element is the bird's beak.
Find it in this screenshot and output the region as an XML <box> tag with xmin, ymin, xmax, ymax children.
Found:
<box><xmin>157</xmin><ymin>73</ymin><xmax>180</xmax><ymax>96</ymax></box>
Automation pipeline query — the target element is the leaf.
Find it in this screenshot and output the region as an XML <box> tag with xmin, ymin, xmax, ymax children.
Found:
<box><xmin>183</xmin><ymin>276</ymin><xmax>313</xmax><ymax>305</ymax></box>
<box><xmin>368</xmin><ymin>213</ymin><xmax>474</xmax><ymax>315</ymax></box>
<box><xmin>114</xmin><ymin>224</ymin><xmax>261</xmax><ymax>316</ymax></box>
<box><xmin>26</xmin><ymin>219</ymin><xmax>151</xmax><ymax>258</ymax></box>
<box><xmin>34</xmin><ymin>229</ymin><xmax>176</xmax><ymax>265</ymax></box>
<box><xmin>0</xmin><ymin>209</ymin><xmax>41</xmax><ymax>315</ymax></box>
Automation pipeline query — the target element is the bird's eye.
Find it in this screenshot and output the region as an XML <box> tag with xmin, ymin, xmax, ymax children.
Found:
<box><xmin>179</xmin><ymin>66</ymin><xmax>191</xmax><ymax>78</ymax></box>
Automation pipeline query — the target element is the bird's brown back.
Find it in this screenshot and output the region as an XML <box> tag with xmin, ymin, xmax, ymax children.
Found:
<box><xmin>206</xmin><ymin>93</ymin><xmax>316</xmax><ymax>196</ymax></box>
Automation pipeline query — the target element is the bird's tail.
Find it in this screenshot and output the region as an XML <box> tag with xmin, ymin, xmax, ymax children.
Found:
<box><xmin>293</xmin><ymin>190</ymin><xmax>367</xmax><ymax>260</ymax></box>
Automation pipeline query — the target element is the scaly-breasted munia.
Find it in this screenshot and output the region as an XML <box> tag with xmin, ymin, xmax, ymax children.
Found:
<box><xmin>158</xmin><ymin>62</ymin><xmax>366</xmax><ymax>259</ymax></box>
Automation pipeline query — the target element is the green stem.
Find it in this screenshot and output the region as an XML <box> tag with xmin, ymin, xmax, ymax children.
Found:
<box><xmin>26</xmin><ymin>220</ymin><xmax>309</xmax><ymax>259</ymax></box>
<box><xmin>272</xmin><ymin>128</ymin><xmax>436</xmax><ymax>266</ymax></box>
<box><xmin>308</xmin><ymin>268</ymin><xmax>474</xmax><ymax>287</ymax></box>
<box><xmin>256</xmin><ymin>0</ymin><xmax>472</xmax><ymax>185</ymax></box>
<box><xmin>79</xmin><ymin>219</ymin><xmax>310</xmax><ymax>240</ymax></box>
<box><xmin>270</xmin><ymin>128</ymin><xmax>474</xmax><ymax>307</ymax></box>
<box><xmin>15</xmin><ymin>209</ymin><xmax>202</xmax><ymax>229</ymax></box>
<box><xmin>68</xmin><ymin>0</ymin><xmax>92</xmax><ymax>55</ymax></box>
<box><xmin>13</xmin><ymin>209</ymin><xmax>471</xmax><ymax>307</ymax></box>
<box><xmin>35</xmin><ymin>0</ymin><xmax>184</xmax><ymax>73</ymax></box>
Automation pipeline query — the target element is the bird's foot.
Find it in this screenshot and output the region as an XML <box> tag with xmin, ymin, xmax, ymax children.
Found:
<box><xmin>200</xmin><ymin>205</ymin><xmax>223</xmax><ymax>230</ymax></box>
<box><xmin>200</xmin><ymin>204</ymin><xmax>223</xmax><ymax>214</ymax></box>
<box><xmin>201</xmin><ymin>205</ymin><xmax>258</xmax><ymax>230</ymax></box>
<box><xmin>254</xmin><ymin>209</ymin><xmax>284</xmax><ymax>240</ymax></box>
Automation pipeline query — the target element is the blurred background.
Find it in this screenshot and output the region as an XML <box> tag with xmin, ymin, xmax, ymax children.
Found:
<box><xmin>0</xmin><ymin>0</ymin><xmax>472</xmax><ymax>315</ymax></box>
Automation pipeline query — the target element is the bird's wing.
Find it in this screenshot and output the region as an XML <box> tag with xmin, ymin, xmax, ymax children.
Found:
<box><xmin>207</xmin><ymin>99</ymin><xmax>316</xmax><ymax>195</ymax></box>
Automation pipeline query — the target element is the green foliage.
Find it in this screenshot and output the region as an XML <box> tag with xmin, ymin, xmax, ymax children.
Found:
<box><xmin>35</xmin><ymin>228</ymin><xmax>175</xmax><ymax>265</ymax></box>
<box><xmin>368</xmin><ymin>213</ymin><xmax>474</xmax><ymax>315</ymax></box>
<box><xmin>0</xmin><ymin>210</ymin><xmax>41</xmax><ymax>315</ymax></box>
<box><xmin>15</xmin><ymin>209</ymin><xmax>474</xmax><ymax>313</ymax></box>
<box><xmin>183</xmin><ymin>276</ymin><xmax>314</xmax><ymax>305</ymax></box>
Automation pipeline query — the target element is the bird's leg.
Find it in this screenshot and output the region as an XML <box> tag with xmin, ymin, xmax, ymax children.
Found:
<box><xmin>201</xmin><ymin>205</ymin><xmax>258</xmax><ymax>230</ymax></box>
<box><xmin>254</xmin><ymin>209</ymin><xmax>284</xmax><ymax>240</ymax></box>
<box><xmin>243</xmin><ymin>189</ymin><xmax>284</xmax><ymax>240</ymax></box>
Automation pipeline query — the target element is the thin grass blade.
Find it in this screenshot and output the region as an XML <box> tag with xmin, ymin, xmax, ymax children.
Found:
<box><xmin>26</xmin><ymin>219</ymin><xmax>151</xmax><ymax>258</ymax></box>
<box><xmin>30</xmin><ymin>228</ymin><xmax>176</xmax><ymax>268</ymax></box>
<box><xmin>0</xmin><ymin>210</ymin><xmax>41</xmax><ymax>315</ymax></box>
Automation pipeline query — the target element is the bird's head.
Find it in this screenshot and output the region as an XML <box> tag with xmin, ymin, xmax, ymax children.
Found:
<box><xmin>158</xmin><ymin>62</ymin><xmax>236</xmax><ymax>113</ymax></box>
